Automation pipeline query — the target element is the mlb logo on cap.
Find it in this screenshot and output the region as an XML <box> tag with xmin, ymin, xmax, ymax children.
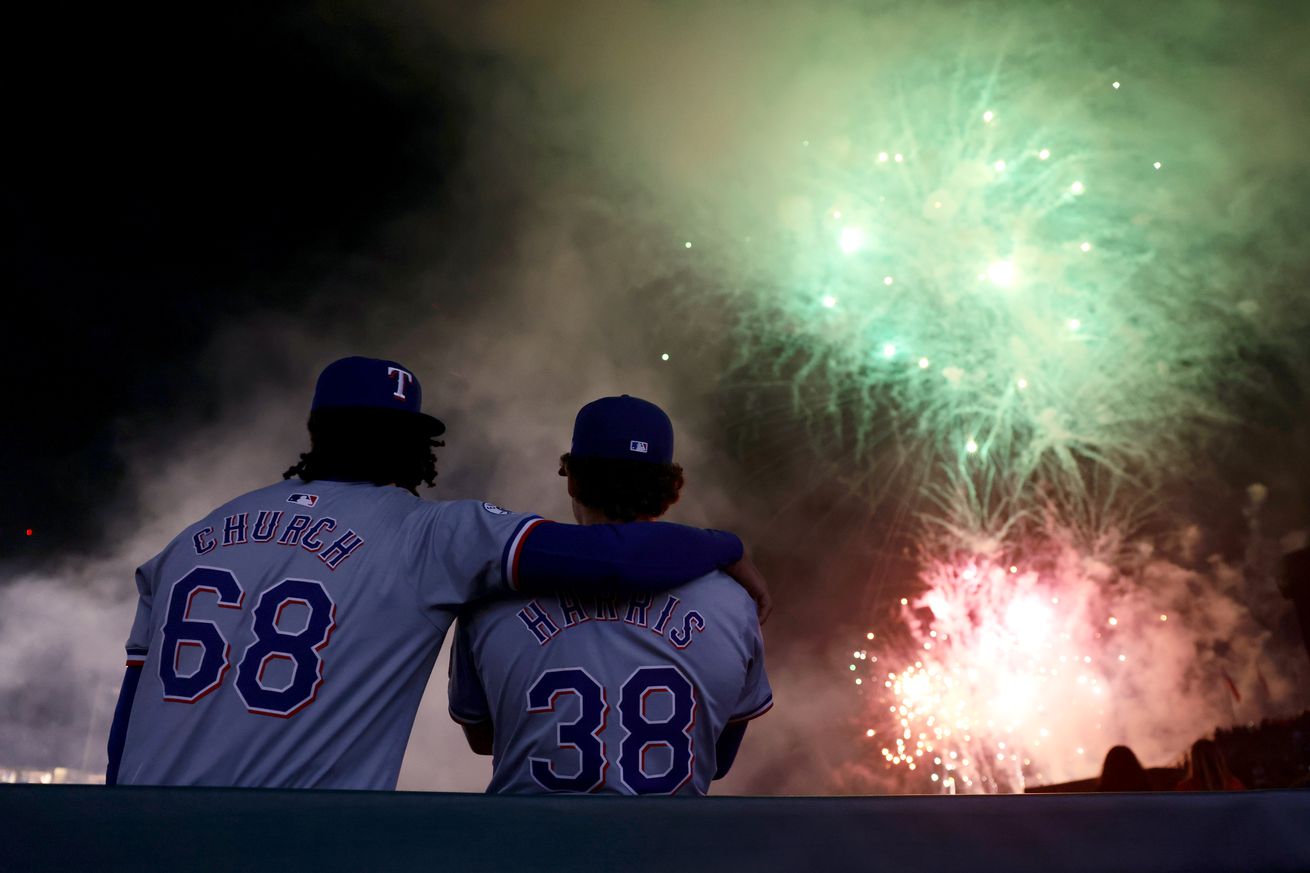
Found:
<box><xmin>571</xmin><ymin>395</ymin><xmax>673</xmax><ymax>465</ymax></box>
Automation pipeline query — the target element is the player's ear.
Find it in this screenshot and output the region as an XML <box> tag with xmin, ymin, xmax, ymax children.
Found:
<box><xmin>559</xmin><ymin>455</ymin><xmax>576</xmax><ymax>496</ymax></box>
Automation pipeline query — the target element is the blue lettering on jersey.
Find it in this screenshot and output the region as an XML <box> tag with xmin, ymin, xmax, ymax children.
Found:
<box><xmin>593</xmin><ymin>592</ymin><xmax>621</xmax><ymax>622</ymax></box>
<box><xmin>617</xmin><ymin>666</ymin><xmax>696</xmax><ymax>794</ymax></box>
<box><xmin>234</xmin><ymin>578</ymin><xmax>337</xmax><ymax>717</ymax></box>
<box><xmin>319</xmin><ymin>530</ymin><xmax>365</xmax><ymax>570</ymax></box>
<box><xmin>623</xmin><ymin>592</ymin><xmax>652</xmax><ymax>628</ymax></box>
<box><xmin>159</xmin><ymin>567</ymin><xmax>246</xmax><ymax>702</ymax></box>
<box><xmin>515</xmin><ymin>591</ymin><xmax>707</xmax><ymax>651</ymax></box>
<box><xmin>156</xmin><ymin>568</ymin><xmax>339</xmax><ymax>717</ymax></box>
<box><xmin>191</xmin><ymin>510</ymin><xmax>367</xmax><ymax>568</ymax></box>
<box><xmin>251</xmin><ymin>511</ymin><xmax>283</xmax><ymax>543</ymax></box>
<box><xmin>668</xmin><ymin>611</ymin><xmax>706</xmax><ymax>649</ymax></box>
<box><xmin>222</xmin><ymin>513</ymin><xmax>249</xmax><ymax>546</ymax></box>
<box><xmin>526</xmin><ymin>668</ymin><xmax>607</xmax><ymax>792</ymax></box>
<box><xmin>193</xmin><ymin>527</ymin><xmax>216</xmax><ymax>556</ymax></box>
<box><xmin>650</xmin><ymin>595</ymin><xmax>679</xmax><ymax>635</ymax></box>
<box><xmin>278</xmin><ymin>514</ymin><xmax>313</xmax><ymax>546</ymax></box>
<box><xmin>558</xmin><ymin>591</ymin><xmax>591</xmax><ymax>627</ymax></box>
<box><xmin>517</xmin><ymin>600</ymin><xmax>561</xmax><ymax>646</ymax></box>
<box><xmin>521</xmin><ymin>665</ymin><xmax>697</xmax><ymax>795</ymax></box>
<box><xmin>300</xmin><ymin>518</ymin><xmax>336</xmax><ymax>553</ymax></box>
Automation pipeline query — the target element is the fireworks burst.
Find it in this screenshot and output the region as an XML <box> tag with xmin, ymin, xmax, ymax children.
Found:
<box><xmin>704</xmin><ymin>41</ymin><xmax>1258</xmax><ymax>543</ymax></box>
<box><xmin>845</xmin><ymin>536</ymin><xmax>1292</xmax><ymax>794</ymax></box>
<box><xmin>696</xmin><ymin>41</ymin><xmax>1304</xmax><ymax>790</ymax></box>
<box><xmin>853</xmin><ymin>554</ymin><xmax>1122</xmax><ymax>792</ymax></box>
<box><xmin>617</xmin><ymin>7</ymin><xmax>1310</xmax><ymax>794</ymax></box>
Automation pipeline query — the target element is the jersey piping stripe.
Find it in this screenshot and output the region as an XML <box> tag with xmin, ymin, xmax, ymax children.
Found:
<box><xmin>727</xmin><ymin>695</ymin><xmax>774</xmax><ymax>724</ymax></box>
<box><xmin>502</xmin><ymin>516</ymin><xmax>547</xmax><ymax>591</ymax></box>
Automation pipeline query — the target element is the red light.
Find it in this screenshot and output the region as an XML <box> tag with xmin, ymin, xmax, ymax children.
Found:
<box><xmin>25</xmin><ymin>529</ymin><xmax>33</xmax><ymax>537</ymax></box>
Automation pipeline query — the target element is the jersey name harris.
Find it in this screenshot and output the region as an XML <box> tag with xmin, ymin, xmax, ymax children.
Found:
<box><xmin>515</xmin><ymin>592</ymin><xmax>707</xmax><ymax>650</ymax></box>
<box><xmin>190</xmin><ymin>510</ymin><xmax>366</xmax><ymax>571</ymax></box>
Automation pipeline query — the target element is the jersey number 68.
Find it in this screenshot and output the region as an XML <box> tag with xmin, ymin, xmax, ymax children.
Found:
<box><xmin>157</xmin><ymin>566</ymin><xmax>337</xmax><ymax>718</ymax></box>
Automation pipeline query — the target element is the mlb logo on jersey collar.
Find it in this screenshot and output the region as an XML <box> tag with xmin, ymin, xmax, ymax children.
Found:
<box><xmin>288</xmin><ymin>494</ymin><xmax>319</xmax><ymax>507</ymax></box>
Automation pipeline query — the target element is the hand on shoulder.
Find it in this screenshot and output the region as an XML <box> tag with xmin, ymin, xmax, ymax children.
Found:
<box><xmin>722</xmin><ymin>553</ymin><xmax>771</xmax><ymax>624</ymax></box>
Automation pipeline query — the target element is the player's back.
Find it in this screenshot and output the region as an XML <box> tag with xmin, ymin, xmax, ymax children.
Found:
<box><xmin>450</xmin><ymin>570</ymin><xmax>772</xmax><ymax>795</ymax></box>
<box><xmin>117</xmin><ymin>479</ymin><xmax>533</xmax><ymax>789</ymax></box>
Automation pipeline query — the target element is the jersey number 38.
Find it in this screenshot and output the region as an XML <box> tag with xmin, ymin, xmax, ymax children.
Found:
<box><xmin>527</xmin><ymin>665</ymin><xmax>697</xmax><ymax>795</ymax></box>
<box><xmin>158</xmin><ymin>566</ymin><xmax>336</xmax><ymax>717</ymax></box>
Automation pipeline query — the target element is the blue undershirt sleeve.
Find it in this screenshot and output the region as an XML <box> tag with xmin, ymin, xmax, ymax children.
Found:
<box><xmin>106</xmin><ymin>665</ymin><xmax>142</xmax><ymax>786</ymax></box>
<box><xmin>514</xmin><ymin>522</ymin><xmax>743</xmax><ymax>594</ymax></box>
<box><xmin>714</xmin><ymin>722</ymin><xmax>749</xmax><ymax>780</ymax></box>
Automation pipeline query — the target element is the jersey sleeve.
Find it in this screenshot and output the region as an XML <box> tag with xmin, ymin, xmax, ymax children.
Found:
<box><xmin>447</xmin><ymin>618</ymin><xmax>492</xmax><ymax>725</ymax></box>
<box><xmin>124</xmin><ymin>559</ymin><xmax>158</xmax><ymax>667</ymax></box>
<box><xmin>407</xmin><ymin>500</ymin><xmax>544</xmax><ymax>611</ymax></box>
<box><xmin>515</xmin><ymin>522</ymin><xmax>743</xmax><ymax>593</ymax></box>
<box><xmin>729</xmin><ymin>616</ymin><xmax>773</xmax><ymax>723</ymax></box>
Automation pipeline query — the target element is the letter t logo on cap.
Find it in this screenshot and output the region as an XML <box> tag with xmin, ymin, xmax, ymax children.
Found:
<box><xmin>387</xmin><ymin>367</ymin><xmax>414</xmax><ymax>401</ymax></box>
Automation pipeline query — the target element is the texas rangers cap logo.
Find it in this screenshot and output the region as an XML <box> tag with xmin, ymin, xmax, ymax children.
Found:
<box><xmin>387</xmin><ymin>366</ymin><xmax>414</xmax><ymax>401</ymax></box>
<box><xmin>629</xmin><ymin>440</ymin><xmax>649</xmax><ymax>454</ymax></box>
<box><xmin>288</xmin><ymin>493</ymin><xmax>319</xmax><ymax>507</ymax></box>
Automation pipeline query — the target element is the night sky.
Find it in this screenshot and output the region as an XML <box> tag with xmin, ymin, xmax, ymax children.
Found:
<box><xmin>7</xmin><ymin>4</ymin><xmax>465</xmax><ymax>559</ymax></box>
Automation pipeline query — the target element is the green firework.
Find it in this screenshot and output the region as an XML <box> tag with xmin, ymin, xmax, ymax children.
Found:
<box><xmin>701</xmin><ymin>38</ymin><xmax>1276</xmax><ymax>544</ymax></box>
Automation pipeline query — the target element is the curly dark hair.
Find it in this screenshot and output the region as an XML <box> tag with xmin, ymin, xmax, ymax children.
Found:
<box><xmin>284</xmin><ymin>407</ymin><xmax>443</xmax><ymax>495</ymax></box>
<box><xmin>559</xmin><ymin>453</ymin><xmax>684</xmax><ymax>522</ymax></box>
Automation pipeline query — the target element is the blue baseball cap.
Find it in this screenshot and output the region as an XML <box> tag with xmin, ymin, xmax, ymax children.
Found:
<box><xmin>311</xmin><ymin>356</ymin><xmax>446</xmax><ymax>435</ymax></box>
<box><xmin>570</xmin><ymin>395</ymin><xmax>674</xmax><ymax>464</ymax></box>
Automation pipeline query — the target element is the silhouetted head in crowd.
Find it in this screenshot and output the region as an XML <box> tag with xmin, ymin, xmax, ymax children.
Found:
<box><xmin>1096</xmin><ymin>745</ymin><xmax>1152</xmax><ymax>792</ymax></box>
<box><xmin>1181</xmin><ymin>738</ymin><xmax>1242</xmax><ymax>791</ymax></box>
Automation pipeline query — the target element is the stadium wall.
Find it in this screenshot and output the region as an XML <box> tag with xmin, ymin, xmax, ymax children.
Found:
<box><xmin>2</xmin><ymin>784</ymin><xmax>1308</xmax><ymax>872</ymax></box>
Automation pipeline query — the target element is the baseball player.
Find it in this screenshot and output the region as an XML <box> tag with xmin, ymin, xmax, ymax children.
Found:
<box><xmin>106</xmin><ymin>357</ymin><xmax>768</xmax><ymax>790</ymax></box>
<box><xmin>448</xmin><ymin>395</ymin><xmax>772</xmax><ymax>795</ymax></box>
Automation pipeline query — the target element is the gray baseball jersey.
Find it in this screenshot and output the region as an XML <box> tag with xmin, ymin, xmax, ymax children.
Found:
<box><xmin>449</xmin><ymin>570</ymin><xmax>772</xmax><ymax>795</ymax></box>
<box><xmin>117</xmin><ymin>479</ymin><xmax>542</xmax><ymax>789</ymax></box>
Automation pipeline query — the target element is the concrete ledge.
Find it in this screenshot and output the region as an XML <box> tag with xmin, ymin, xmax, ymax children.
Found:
<box><xmin>2</xmin><ymin>784</ymin><xmax>1308</xmax><ymax>872</ymax></box>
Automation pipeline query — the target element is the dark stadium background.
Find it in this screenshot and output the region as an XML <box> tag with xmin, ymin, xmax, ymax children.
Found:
<box><xmin>6</xmin><ymin>4</ymin><xmax>468</xmax><ymax>559</ymax></box>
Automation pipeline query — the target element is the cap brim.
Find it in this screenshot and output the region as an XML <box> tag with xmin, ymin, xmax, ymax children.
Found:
<box><xmin>419</xmin><ymin>413</ymin><xmax>446</xmax><ymax>437</ymax></box>
<box><xmin>311</xmin><ymin>403</ymin><xmax>446</xmax><ymax>437</ymax></box>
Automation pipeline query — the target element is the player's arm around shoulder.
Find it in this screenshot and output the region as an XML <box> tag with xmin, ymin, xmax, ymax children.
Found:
<box><xmin>401</xmin><ymin>497</ymin><xmax>543</xmax><ymax>611</ymax></box>
<box><xmin>404</xmin><ymin>494</ymin><xmax>772</xmax><ymax>623</ymax></box>
<box><xmin>710</xmin><ymin>567</ymin><xmax>770</xmax><ymax>640</ymax></box>
<box><xmin>720</xmin><ymin>552</ymin><xmax>772</xmax><ymax>624</ymax></box>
